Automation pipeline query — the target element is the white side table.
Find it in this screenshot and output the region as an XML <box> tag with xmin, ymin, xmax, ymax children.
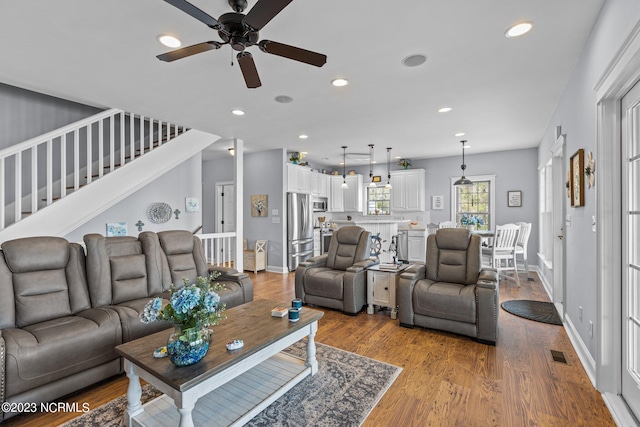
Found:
<box><xmin>367</xmin><ymin>264</ymin><xmax>410</xmax><ymax>319</ymax></box>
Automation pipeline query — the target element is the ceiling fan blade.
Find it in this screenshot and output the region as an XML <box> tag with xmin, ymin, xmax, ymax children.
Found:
<box><xmin>164</xmin><ymin>0</ymin><xmax>219</xmax><ymax>28</ymax></box>
<box><xmin>244</xmin><ymin>0</ymin><xmax>293</xmax><ymax>30</ymax></box>
<box><xmin>259</xmin><ymin>40</ymin><xmax>327</xmax><ymax>67</ymax></box>
<box><xmin>237</xmin><ymin>52</ymin><xmax>262</xmax><ymax>88</ymax></box>
<box><xmin>157</xmin><ymin>41</ymin><xmax>222</xmax><ymax>62</ymax></box>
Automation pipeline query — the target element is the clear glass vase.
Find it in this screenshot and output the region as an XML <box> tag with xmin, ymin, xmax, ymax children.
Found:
<box><xmin>166</xmin><ymin>323</ymin><xmax>210</xmax><ymax>366</ymax></box>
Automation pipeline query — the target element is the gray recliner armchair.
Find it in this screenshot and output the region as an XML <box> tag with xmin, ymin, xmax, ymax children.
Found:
<box><xmin>397</xmin><ymin>228</ymin><xmax>499</xmax><ymax>344</ymax></box>
<box><xmin>295</xmin><ymin>226</ymin><xmax>376</xmax><ymax>315</ymax></box>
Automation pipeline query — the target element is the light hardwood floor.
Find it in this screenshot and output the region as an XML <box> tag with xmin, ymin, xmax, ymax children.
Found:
<box><xmin>4</xmin><ymin>269</ymin><xmax>615</xmax><ymax>426</ymax></box>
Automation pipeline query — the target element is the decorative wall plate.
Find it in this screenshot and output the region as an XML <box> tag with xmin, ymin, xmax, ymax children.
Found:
<box><xmin>146</xmin><ymin>202</ymin><xmax>172</xmax><ymax>224</ymax></box>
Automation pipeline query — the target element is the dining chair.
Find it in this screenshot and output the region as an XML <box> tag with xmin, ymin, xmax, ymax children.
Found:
<box><xmin>487</xmin><ymin>223</ymin><xmax>521</xmax><ymax>287</ymax></box>
<box><xmin>515</xmin><ymin>222</ymin><xmax>532</xmax><ymax>281</ymax></box>
<box><xmin>438</xmin><ymin>221</ymin><xmax>459</xmax><ymax>229</ymax></box>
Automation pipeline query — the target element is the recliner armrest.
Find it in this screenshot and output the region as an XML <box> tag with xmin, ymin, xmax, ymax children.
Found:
<box><xmin>476</xmin><ymin>268</ymin><xmax>498</xmax><ymax>289</ymax></box>
<box><xmin>299</xmin><ymin>254</ymin><xmax>328</xmax><ymax>268</ymax></box>
<box><xmin>347</xmin><ymin>258</ymin><xmax>378</xmax><ymax>272</ymax></box>
<box><xmin>1</xmin><ymin>330</ymin><xmax>6</xmax><ymax>408</ymax></box>
<box><xmin>208</xmin><ymin>265</ymin><xmax>239</xmax><ymax>277</ymax></box>
<box><xmin>400</xmin><ymin>263</ymin><xmax>426</xmax><ymax>281</ymax></box>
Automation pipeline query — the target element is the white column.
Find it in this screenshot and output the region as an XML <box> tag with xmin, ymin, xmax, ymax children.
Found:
<box><xmin>234</xmin><ymin>138</ymin><xmax>244</xmax><ymax>273</ymax></box>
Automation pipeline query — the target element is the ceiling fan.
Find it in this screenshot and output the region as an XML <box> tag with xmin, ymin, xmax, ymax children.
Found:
<box><xmin>158</xmin><ymin>0</ymin><xmax>327</xmax><ymax>88</ymax></box>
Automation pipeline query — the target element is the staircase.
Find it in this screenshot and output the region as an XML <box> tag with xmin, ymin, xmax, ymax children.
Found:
<box><xmin>0</xmin><ymin>109</ymin><xmax>220</xmax><ymax>243</ymax></box>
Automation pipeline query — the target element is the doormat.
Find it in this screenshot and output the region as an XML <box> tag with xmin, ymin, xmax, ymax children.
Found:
<box><xmin>501</xmin><ymin>300</ymin><xmax>563</xmax><ymax>325</ymax></box>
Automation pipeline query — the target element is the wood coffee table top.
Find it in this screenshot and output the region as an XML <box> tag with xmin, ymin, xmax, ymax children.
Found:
<box><xmin>115</xmin><ymin>299</ymin><xmax>323</xmax><ymax>392</ymax></box>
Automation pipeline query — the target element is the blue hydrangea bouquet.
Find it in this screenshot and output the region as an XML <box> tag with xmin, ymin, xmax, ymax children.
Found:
<box><xmin>140</xmin><ymin>274</ymin><xmax>226</xmax><ymax>366</ymax></box>
<box><xmin>460</xmin><ymin>213</ymin><xmax>485</xmax><ymax>227</ymax></box>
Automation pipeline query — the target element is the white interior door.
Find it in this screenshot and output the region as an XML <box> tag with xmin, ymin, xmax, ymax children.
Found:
<box><xmin>552</xmin><ymin>137</ymin><xmax>565</xmax><ymax>310</ymax></box>
<box><xmin>621</xmin><ymin>79</ymin><xmax>640</xmax><ymax>420</ymax></box>
<box><xmin>216</xmin><ymin>183</ymin><xmax>235</xmax><ymax>259</ymax></box>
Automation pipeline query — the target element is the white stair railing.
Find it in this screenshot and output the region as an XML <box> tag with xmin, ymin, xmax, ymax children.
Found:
<box><xmin>0</xmin><ymin>108</ymin><xmax>187</xmax><ymax>230</ymax></box>
<box><xmin>198</xmin><ymin>232</ymin><xmax>237</xmax><ymax>268</ymax></box>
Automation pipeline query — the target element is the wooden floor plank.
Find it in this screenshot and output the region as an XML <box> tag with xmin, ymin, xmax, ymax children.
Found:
<box><xmin>3</xmin><ymin>269</ymin><xmax>615</xmax><ymax>427</ymax></box>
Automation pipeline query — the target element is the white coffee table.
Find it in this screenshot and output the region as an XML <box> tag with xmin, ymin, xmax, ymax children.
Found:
<box><xmin>115</xmin><ymin>299</ymin><xmax>324</xmax><ymax>427</ymax></box>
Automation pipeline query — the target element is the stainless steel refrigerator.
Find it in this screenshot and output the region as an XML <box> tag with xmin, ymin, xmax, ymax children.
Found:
<box><xmin>287</xmin><ymin>192</ymin><xmax>314</xmax><ymax>271</ymax></box>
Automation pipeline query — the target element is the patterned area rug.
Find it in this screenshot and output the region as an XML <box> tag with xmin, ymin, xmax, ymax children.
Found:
<box><xmin>501</xmin><ymin>300</ymin><xmax>563</xmax><ymax>325</ymax></box>
<box><xmin>61</xmin><ymin>342</ymin><xmax>401</xmax><ymax>427</ymax></box>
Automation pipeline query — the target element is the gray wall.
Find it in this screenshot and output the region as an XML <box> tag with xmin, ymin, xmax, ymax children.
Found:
<box><xmin>348</xmin><ymin>148</ymin><xmax>540</xmax><ymax>257</ymax></box>
<box><xmin>0</xmin><ymin>83</ymin><xmax>101</xmax><ymax>149</ymax></box>
<box><xmin>537</xmin><ymin>0</ymin><xmax>640</xmax><ymax>357</ymax></box>
<box><xmin>202</xmin><ymin>156</ymin><xmax>234</xmax><ymax>233</ymax></box>
<box><xmin>202</xmin><ymin>149</ymin><xmax>286</xmax><ymax>270</ymax></box>
<box><xmin>64</xmin><ymin>155</ymin><xmax>203</xmax><ymax>242</ymax></box>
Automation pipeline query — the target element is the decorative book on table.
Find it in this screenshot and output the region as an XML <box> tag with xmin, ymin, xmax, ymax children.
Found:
<box><xmin>271</xmin><ymin>306</ymin><xmax>289</xmax><ymax>317</ymax></box>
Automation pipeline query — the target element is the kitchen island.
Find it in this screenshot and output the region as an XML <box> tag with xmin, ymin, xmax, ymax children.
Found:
<box><xmin>333</xmin><ymin>219</ymin><xmax>409</xmax><ymax>263</ymax></box>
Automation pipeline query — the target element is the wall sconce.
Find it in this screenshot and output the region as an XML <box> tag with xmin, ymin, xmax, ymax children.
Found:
<box><xmin>228</xmin><ymin>148</ymin><xmax>235</xmax><ymax>156</ymax></box>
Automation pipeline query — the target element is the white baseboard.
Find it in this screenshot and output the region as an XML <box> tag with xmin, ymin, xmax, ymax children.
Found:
<box><xmin>603</xmin><ymin>392</ymin><xmax>640</xmax><ymax>427</ymax></box>
<box><xmin>266</xmin><ymin>265</ymin><xmax>286</xmax><ymax>274</ymax></box>
<box><xmin>564</xmin><ymin>314</ymin><xmax>597</xmax><ymax>387</ymax></box>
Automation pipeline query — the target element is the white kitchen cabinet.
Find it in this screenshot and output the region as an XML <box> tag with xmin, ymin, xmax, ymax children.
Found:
<box><xmin>329</xmin><ymin>174</ymin><xmax>363</xmax><ymax>212</ymax></box>
<box><xmin>286</xmin><ymin>164</ymin><xmax>311</xmax><ymax>193</ymax></box>
<box><xmin>328</xmin><ymin>176</ymin><xmax>345</xmax><ymax>212</ymax></box>
<box><xmin>390</xmin><ymin>169</ymin><xmax>425</xmax><ymax>211</ymax></box>
<box><xmin>407</xmin><ymin>229</ymin><xmax>426</xmax><ymax>262</ymax></box>
<box><xmin>343</xmin><ymin>174</ymin><xmax>363</xmax><ymax>212</ymax></box>
<box><xmin>311</xmin><ymin>172</ymin><xmax>329</xmax><ymax>197</ymax></box>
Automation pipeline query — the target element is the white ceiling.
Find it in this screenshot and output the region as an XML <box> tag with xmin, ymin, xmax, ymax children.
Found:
<box><xmin>0</xmin><ymin>1</ymin><xmax>604</xmax><ymax>167</ymax></box>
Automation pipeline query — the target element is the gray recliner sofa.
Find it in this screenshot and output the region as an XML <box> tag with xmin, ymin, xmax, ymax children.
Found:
<box><xmin>0</xmin><ymin>237</ymin><xmax>122</xmax><ymax>420</ymax></box>
<box><xmin>397</xmin><ymin>228</ymin><xmax>499</xmax><ymax>344</ymax></box>
<box><xmin>295</xmin><ymin>226</ymin><xmax>376</xmax><ymax>315</ymax></box>
<box><xmin>1</xmin><ymin>231</ymin><xmax>253</xmax><ymax>421</ymax></box>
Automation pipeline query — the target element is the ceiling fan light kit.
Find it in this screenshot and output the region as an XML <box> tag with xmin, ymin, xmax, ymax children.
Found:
<box><xmin>158</xmin><ymin>0</ymin><xmax>327</xmax><ymax>88</ymax></box>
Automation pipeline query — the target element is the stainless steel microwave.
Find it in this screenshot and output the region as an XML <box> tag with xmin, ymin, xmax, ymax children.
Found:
<box><xmin>312</xmin><ymin>198</ymin><xmax>328</xmax><ymax>212</ymax></box>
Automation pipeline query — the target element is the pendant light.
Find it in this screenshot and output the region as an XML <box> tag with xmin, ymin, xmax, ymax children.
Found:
<box><xmin>453</xmin><ymin>140</ymin><xmax>474</xmax><ymax>187</ymax></box>
<box><xmin>385</xmin><ymin>147</ymin><xmax>393</xmax><ymax>189</ymax></box>
<box><xmin>341</xmin><ymin>146</ymin><xmax>348</xmax><ymax>188</ymax></box>
<box><xmin>368</xmin><ymin>144</ymin><xmax>377</xmax><ymax>187</ymax></box>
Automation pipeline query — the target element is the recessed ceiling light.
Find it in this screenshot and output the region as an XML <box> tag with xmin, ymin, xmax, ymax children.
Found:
<box><xmin>331</xmin><ymin>78</ymin><xmax>349</xmax><ymax>87</ymax></box>
<box><xmin>402</xmin><ymin>54</ymin><xmax>427</xmax><ymax>67</ymax></box>
<box><xmin>231</xmin><ymin>109</ymin><xmax>245</xmax><ymax>116</ymax></box>
<box><xmin>505</xmin><ymin>21</ymin><xmax>534</xmax><ymax>38</ymax></box>
<box><xmin>395</xmin><ymin>156</ymin><xmax>402</xmax><ymax>159</ymax></box>
<box><xmin>455</xmin><ymin>132</ymin><xmax>466</xmax><ymax>137</ymax></box>
<box><xmin>463</xmin><ymin>143</ymin><xmax>471</xmax><ymax>148</ymax></box>
<box><xmin>438</xmin><ymin>107</ymin><xmax>453</xmax><ymax>113</ymax></box>
<box><xmin>299</xmin><ymin>134</ymin><xmax>309</xmax><ymax>139</ymax></box>
<box><xmin>157</xmin><ymin>34</ymin><xmax>181</xmax><ymax>48</ymax></box>
<box><xmin>274</xmin><ymin>95</ymin><xmax>293</xmax><ymax>103</ymax></box>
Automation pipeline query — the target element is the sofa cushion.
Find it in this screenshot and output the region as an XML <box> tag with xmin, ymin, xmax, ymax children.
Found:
<box><xmin>110</xmin><ymin>255</ymin><xmax>148</xmax><ymax>305</ymax></box>
<box><xmin>303</xmin><ymin>268</ymin><xmax>345</xmax><ymax>300</ymax></box>
<box><xmin>413</xmin><ymin>280</ymin><xmax>476</xmax><ymax>324</ymax></box>
<box><xmin>2</xmin><ymin>307</ymin><xmax>121</xmax><ymax>397</ymax></box>
<box><xmin>156</xmin><ymin>230</ymin><xmax>209</xmax><ymax>287</ymax></box>
<box><xmin>326</xmin><ymin>226</ymin><xmax>368</xmax><ymax>271</ymax></box>
<box><xmin>14</xmin><ymin>270</ymin><xmax>72</xmax><ymax>328</ymax></box>
<box><xmin>1</xmin><ymin>238</ymin><xmax>91</xmax><ymax>328</ymax></box>
<box><xmin>108</xmin><ymin>298</ymin><xmax>172</xmax><ymax>342</ymax></box>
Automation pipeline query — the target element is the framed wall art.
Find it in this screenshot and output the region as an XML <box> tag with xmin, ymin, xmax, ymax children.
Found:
<box><xmin>507</xmin><ymin>191</ymin><xmax>522</xmax><ymax>207</ymax></box>
<box><xmin>251</xmin><ymin>194</ymin><xmax>268</xmax><ymax>217</ymax></box>
<box><xmin>570</xmin><ymin>148</ymin><xmax>585</xmax><ymax>207</ymax></box>
<box><xmin>432</xmin><ymin>195</ymin><xmax>444</xmax><ymax>210</ymax></box>
<box><xmin>106</xmin><ymin>222</ymin><xmax>127</xmax><ymax>237</ymax></box>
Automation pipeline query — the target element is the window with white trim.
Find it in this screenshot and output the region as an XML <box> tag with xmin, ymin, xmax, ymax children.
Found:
<box><xmin>450</xmin><ymin>175</ymin><xmax>495</xmax><ymax>230</ymax></box>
